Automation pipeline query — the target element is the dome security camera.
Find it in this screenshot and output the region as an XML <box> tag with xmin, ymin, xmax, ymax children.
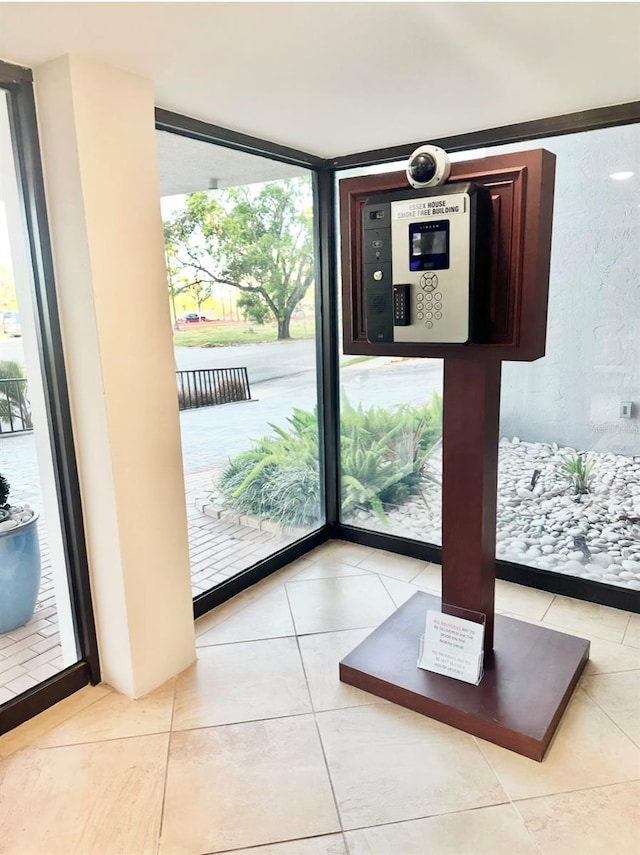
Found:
<box><xmin>406</xmin><ymin>145</ymin><xmax>451</xmax><ymax>189</ymax></box>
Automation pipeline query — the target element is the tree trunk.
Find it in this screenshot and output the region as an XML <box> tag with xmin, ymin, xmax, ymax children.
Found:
<box><xmin>277</xmin><ymin>313</ymin><xmax>292</xmax><ymax>340</ymax></box>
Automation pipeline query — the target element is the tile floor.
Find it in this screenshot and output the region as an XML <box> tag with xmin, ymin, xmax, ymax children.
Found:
<box><xmin>1</xmin><ymin>540</ymin><xmax>639</xmax><ymax>854</ymax></box>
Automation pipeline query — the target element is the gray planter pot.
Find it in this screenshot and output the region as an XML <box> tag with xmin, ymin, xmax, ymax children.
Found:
<box><xmin>0</xmin><ymin>511</ymin><xmax>41</xmax><ymax>634</ymax></box>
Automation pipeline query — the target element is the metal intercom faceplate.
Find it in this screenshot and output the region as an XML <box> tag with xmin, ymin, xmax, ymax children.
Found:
<box><xmin>363</xmin><ymin>182</ymin><xmax>487</xmax><ymax>346</ymax></box>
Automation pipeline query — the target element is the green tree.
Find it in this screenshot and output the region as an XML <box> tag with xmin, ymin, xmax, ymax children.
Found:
<box><xmin>163</xmin><ymin>178</ymin><xmax>314</xmax><ymax>340</ymax></box>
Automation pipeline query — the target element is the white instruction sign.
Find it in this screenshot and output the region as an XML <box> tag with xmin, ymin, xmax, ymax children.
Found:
<box><xmin>393</xmin><ymin>194</ymin><xmax>467</xmax><ymax>220</ymax></box>
<box><xmin>418</xmin><ymin>610</ymin><xmax>484</xmax><ymax>685</ymax></box>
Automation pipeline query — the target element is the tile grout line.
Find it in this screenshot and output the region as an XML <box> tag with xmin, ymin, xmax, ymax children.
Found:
<box><xmin>538</xmin><ymin>593</ymin><xmax>556</xmax><ymax>623</ymax></box>
<box><xmin>35</xmin><ymin>701</ymin><xmax>387</xmax><ymax>748</ymax></box>
<box><xmin>579</xmin><ymin>680</ymin><xmax>640</xmax><ymax>750</ymax></box>
<box><xmin>507</xmin><ymin>799</ymin><xmax>547</xmax><ymax>855</ymax></box>
<box><xmin>196</xmin><ymin>631</ymin><xmax>298</xmax><ymax>649</ymax></box>
<box><xmin>509</xmin><ymin>776</ymin><xmax>640</xmax><ymax>806</ymax></box>
<box><xmin>475</xmin><ymin>702</ymin><xmax>640</xmax><ymax>803</ymax></box>
<box><xmin>34</xmin><ymin>724</ymin><xmax>176</xmax><ymax>751</ymax></box>
<box><xmin>283</xmin><ymin>574</ymin><xmax>303</xmax><ymax>639</ymax></box>
<box><xmin>337</xmin><ymin>799</ymin><xmax>544</xmax><ymax>837</ymax></box>
<box><xmin>156</xmin><ymin>677</ymin><xmax>178</xmax><ymax>855</ymax></box>
<box><xmin>0</xmin><ymin>686</ymin><xmax>113</xmax><ymax>751</ymax></box>
<box><xmin>285</xmin><ymin>579</ymin><xmax>346</xmax><ymax>837</ymax></box>
<box><xmin>471</xmin><ymin>735</ymin><xmax>517</xmax><ymax>810</ymax></box>
<box><xmin>310</xmin><ymin>707</ymin><xmax>346</xmax><ymax>838</ymax></box>
<box><xmin>199</xmin><ymin>830</ymin><xmax>348</xmax><ymax>855</ymax></box>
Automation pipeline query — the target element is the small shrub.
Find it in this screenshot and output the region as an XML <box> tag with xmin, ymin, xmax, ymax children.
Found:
<box><xmin>0</xmin><ymin>473</ymin><xmax>9</xmax><ymax>506</ymax></box>
<box><xmin>0</xmin><ymin>360</ymin><xmax>32</xmax><ymax>430</ymax></box>
<box><xmin>215</xmin><ymin>393</ymin><xmax>443</xmax><ymax>527</ymax></box>
<box><xmin>561</xmin><ymin>451</ymin><xmax>594</xmax><ymax>495</ymax></box>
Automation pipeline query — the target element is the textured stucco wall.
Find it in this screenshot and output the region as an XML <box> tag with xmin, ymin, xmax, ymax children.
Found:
<box><xmin>498</xmin><ymin>123</ymin><xmax>640</xmax><ymax>455</ymax></box>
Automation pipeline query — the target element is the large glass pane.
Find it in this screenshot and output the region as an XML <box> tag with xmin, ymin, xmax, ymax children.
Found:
<box><xmin>157</xmin><ymin>132</ymin><xmax>324</xmax><ymax>596</ymax></box>
<box><xmin>336</xmin><ymin>161</ymin><xmax>444</xmax><ymax>544</ymax></box>
<box><xmin>338</xmin><ymin>353</ymin><xmax>443</xmax><ymax>543</ymax></box>
<box><xmin>496</xmin><ymin>123</ymin><xmax>640</xmax><ymax>590</ymax></box>
<box><xmin>336</xmin><ymin>126</ymin><xmax>640</xmax><ymax>596</ymax></box>
<box><xmin>0</xmin><ymin>91</ymin><xmax>78</xmax><ymax>702</ymax></box>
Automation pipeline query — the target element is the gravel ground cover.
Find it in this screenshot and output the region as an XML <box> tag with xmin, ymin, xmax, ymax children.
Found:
<box><xmin>344</xmin><ymin>437</ymin><xmax>640</xmax><ymax>591</ymax></box>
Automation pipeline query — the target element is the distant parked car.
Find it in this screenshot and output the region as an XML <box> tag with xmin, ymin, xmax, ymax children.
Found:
<box><xmin>179</xmin><ymin>313</ymin><xmax>207</xmax><ymax>323</ymax></box>
<box><xmin>2</xmin><ymin>312</ymin><xmax>21</xmax><ymax>337</ymax></box>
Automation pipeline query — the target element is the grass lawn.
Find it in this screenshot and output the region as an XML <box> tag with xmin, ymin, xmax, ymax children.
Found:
<box><xmin>173</xmin><ymin>319</ymin><xmax>315</xmax><ymax>347</ymax></box>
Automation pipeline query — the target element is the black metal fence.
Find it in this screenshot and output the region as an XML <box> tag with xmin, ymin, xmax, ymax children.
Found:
<box><xmin>177</xmin><ymin>368</ymin><xmax>251</xmax><ymax>411</ymax></box>
<box><xmin>0</xmin><ymin>369</ymin><xmax>252</xmax><ymax>432</ymax></box>
<box><xmin>0</xmin><ymin>377</ymin><xmax>32</xmax><ymax>434</ymax></box>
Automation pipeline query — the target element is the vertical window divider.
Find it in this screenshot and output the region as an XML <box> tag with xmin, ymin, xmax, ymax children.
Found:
<box><xmin>314</xmin><ymin>168</ymin><xmax>340</xmax><ymax>534</ymax></box>
<box><xmin>1</xmin><ymin>64</ymin><xmax>100</xmax><ymax>684</ymax></box>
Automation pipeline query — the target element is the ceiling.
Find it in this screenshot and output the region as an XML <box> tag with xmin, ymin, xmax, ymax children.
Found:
<box><xmin>156</xmin><ymin>130</ymin><xmax>307</xmax><ymax>196</ymax></box>
<box><xmin>1</xmin><ymin>3</ymin><xmax>639</xmax><ymax>159</ymax></box>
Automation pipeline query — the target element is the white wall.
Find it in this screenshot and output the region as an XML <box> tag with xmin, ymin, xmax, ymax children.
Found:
<box><xmin>34</xmin><ymin>55</ymin><xmax>196</xmax><ymax>698</ymax></box>
<box><xmin>499</xmin><ymin>123</ymin><xmax>640</xmax><ymax>455</ymax></box>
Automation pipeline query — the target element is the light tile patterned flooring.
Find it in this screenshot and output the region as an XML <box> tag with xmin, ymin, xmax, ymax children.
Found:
<box><xmin>1</xmin><ymin>540</ymin><xmax>639</xmax><ymax>854</ymax></box>
<box><xmin>0</xmin><ymin>467</ymin><xmax>296</xmax><ymax>701</ymax></box>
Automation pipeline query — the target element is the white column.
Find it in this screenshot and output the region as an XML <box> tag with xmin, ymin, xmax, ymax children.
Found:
<box><xmin>33</xmin><ymin>55</ymin><xmax>196</xmax><ymax>698</ymax></box>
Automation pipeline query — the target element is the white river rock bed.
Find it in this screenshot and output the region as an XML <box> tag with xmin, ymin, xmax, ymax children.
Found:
<box><xmin>345</xmin><ymin>437</ymin><xmax>640</xmax><ymax>591</ymax></box>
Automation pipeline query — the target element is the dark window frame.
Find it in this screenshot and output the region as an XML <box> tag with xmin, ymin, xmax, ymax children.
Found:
<box><xmin>157</xmin><ymin>101</ymin><xmax>640</xmax><ymax>615</ymax></box>
<box><xmin>330</xmin><ymin>102</ymin><xmax>640</xmax><ymax>614</ymax></box>
<box><xmin>155</xmin><ymin>113</ymin><xmax>336</xmax><ymax>619</ymax></box>
<box><xmin>0</xmin><ymin>60</ymin><xmax>100</xmax><ymax>734</ymax></box>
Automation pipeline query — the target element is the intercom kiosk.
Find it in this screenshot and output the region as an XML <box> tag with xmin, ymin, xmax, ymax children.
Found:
<box><xmin>341</xmin><ymin>148</ymin><xmax>556</xmax><ymax>362</ymax></box>
<box><xmin>363</xmin><ymin>182</ymin><xmax>490</xmax><ymax>345</ymax></box>
<box><xmin>339</xmin><ymin>148</ymin><xmax>591</xmax><ymax>762</ymax></box>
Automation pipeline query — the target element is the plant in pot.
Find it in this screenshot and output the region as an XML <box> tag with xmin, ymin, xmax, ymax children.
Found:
<box><xmin>0</xmin><ymin>473</ymin><xmax>41</xmax><ymax>634</ymax></box>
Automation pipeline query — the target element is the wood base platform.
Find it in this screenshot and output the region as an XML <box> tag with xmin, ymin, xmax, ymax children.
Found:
<box><xmin>339</xmin><ymin>592</ymin><xmax>589</xmax><ymax>761</ymax></box>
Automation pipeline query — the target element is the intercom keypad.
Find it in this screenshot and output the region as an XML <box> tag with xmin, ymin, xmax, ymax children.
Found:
<box><xmin>393</xmin><ymin>284</ymin><xmax>411</xmax><ymax>326</ymax></box>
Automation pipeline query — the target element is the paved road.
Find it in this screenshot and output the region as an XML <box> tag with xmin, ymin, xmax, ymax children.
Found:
<box><xmin>0</xmin><ymin>337</ymin><xmax>24</xmax><ymax>366</ymax></box>
<box><xmin>2</xmin><ymin>335</ymin><xmax>344</xmax><ymax>386</ymax></box>
<box><xmin>173</xmin><ymin>339</ymin><xmax>322</xmax><ymax>384</ymax></box>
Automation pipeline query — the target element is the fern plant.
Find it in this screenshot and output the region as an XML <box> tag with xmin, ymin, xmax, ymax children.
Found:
<box><xmin>215</xmin><ymin>393</ymin><xmax>443</xmax><ymax>527</ymax></box>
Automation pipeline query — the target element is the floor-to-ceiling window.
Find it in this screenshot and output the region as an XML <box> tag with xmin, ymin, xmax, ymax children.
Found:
<box><xmin>494</xmin><ymin>123</ymin><xmax>639</xmax><ymax>593</ymax></box>
<box><xmin>0</xmin><ymin>66</ymin><xmax>97</xmax><ymax>725</ymax></box>
<box><xmin>335</xmin><ymin>123</ymin><xmax>639</xmax><ymax>600</ymax></box>
<box><xmin>156</xmin><ymin>129</ymin><xmax>325</xmax><ymax>601</ymax></box>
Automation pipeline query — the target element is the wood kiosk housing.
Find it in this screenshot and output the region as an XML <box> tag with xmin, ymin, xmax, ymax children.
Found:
<box><xmin>338</xmin><ymin>149</ymin><xmax>590</xmax><ymax>761</ymax></box>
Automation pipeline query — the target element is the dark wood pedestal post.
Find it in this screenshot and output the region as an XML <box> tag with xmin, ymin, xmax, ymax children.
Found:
<box><xmin>340</xmin><ymin>354</ymin><xmax>590</xmax><ymax>760</ymax></box>
<box><xmin>442</xmin><ymin>358</ymin><xmax>501</xmax><ymax>651</ymax></box>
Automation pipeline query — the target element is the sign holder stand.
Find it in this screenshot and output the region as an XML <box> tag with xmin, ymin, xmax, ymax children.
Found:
<box><xmin>418</xmin><ymin>604</ymin><xmax>486</xmax><ymax>685</ymax></box>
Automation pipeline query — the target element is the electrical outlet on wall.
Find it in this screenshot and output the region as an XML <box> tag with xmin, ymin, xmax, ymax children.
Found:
<box><xmin>620</xmin><ymin>401</ymin><xmax>634</xmax><ymax>419</ymax></box>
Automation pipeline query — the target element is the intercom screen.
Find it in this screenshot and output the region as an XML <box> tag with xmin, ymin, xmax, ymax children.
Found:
<box><xmin>408</xmin><ymin>221</ymin><xmax>449</xmax><ymax>271</ymax></box>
